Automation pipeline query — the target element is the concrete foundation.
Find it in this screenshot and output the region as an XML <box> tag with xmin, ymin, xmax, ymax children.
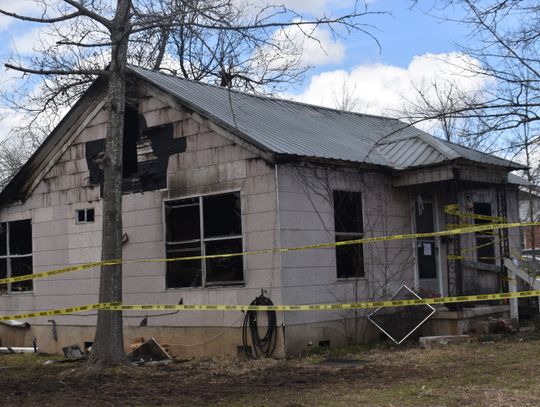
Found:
<box><xmin>0</xmin><ymin>317</ymin><xmax>383</xmax><ymax>358</ymax></box>
<box><xmin>0</xmin><ymin>324</ymin><xmax>287</xmax><ymax>359</ymax></box>
<box><xmin>421</xmin><ymin>305</ymin><xmax>510</xmax><ymax>336</ymax></box>
<box><xmin>284</xmin><ymin>318</ymin><xmax>381</xmax><ymax>355</ymax></box>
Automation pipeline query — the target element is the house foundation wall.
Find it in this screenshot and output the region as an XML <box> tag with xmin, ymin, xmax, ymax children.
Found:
<box><xmin>0</xmin><ymin>323</ymin><xmax>288</xmax><ymax>359</ymax></box>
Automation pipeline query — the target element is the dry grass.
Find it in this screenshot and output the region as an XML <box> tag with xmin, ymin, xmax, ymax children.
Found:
<box><xmin>1</xmin><ymin>338</ymin><xmax>539</xmax><ymax>406</ymax></box>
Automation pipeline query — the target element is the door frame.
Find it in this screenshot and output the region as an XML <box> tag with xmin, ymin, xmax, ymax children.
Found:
<box><xmin>411</xmin><ymin>196</ymin><xmax>444</xmax><ymax>295</ymax></box>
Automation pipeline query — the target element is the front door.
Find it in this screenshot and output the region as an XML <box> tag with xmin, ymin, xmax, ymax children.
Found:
<box><xmin>415</xmin><ymin>200</ymin><xmax>439</xmax><ymax>293</ymax></box>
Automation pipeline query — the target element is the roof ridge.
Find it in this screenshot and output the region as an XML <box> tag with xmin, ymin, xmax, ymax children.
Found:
<box><xmin>416</xmin><ymin>132</ymin><xmax>461</xmax><ymax>160</ymax></box>
<box><xmin>127</xmin><ymin>65</ymin><xmax>411</xmax><ymax>123</ymax></box>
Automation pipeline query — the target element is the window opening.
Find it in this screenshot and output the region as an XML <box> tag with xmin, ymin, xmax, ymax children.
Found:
<box><xmin>333</xmin><ymin>191</ymin><xmax>364</xmax><ymax>278</ymax></box>
<box><xmin>123</xmin><ymin>104</ymin><xmax>139</xmax><ymax>178</ymax></box>
<box><xmin>474</xmin><ymin>202</ymin><xmax>496</xmax><ymax>264</ymax></box>
<box><xmin>0</xmin><ymin>220</ymin><xmax>33</xmax><ymax>292</ymax></box>
<box><xmin>76</xmin><ymin>208</ymin><xmax>95</xmax><ymax>223</ymax></box>
<box><xmin>165</xmin><ymin>192</ymin><xmax>243</xmax><ymax>288</ymax></box>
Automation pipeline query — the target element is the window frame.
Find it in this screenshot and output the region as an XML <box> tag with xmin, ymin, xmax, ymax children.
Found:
<box><xmin>164</xmin><ymin>190</ymin><xmax>244</xmax><ymax>289</ymax></box>
<box><xmin>333</xmin><ymin>190</ymin><xmax>365</xmax><ymax>280</ymax></box>
<box><xmin>0</xmin><ymin>220</ymin><xmax>33</xmax><ymax>294</ymax></box>
<box><xmin>75</xmin><ymin>208</ymin><xmax>95</xmax><ymax>224</ymax></box>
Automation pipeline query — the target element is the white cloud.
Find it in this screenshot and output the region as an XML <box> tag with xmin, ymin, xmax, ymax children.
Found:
<box><xmin>0</xmin><ymin>107</ymin><xmax>29</xmax><ymax>142</ymax></box>
<box><xmin>268</xmin><ymin>22</ymin><xmax>346</xmax><ymax>68</ymax></box>
<box><xmin>9</xmin><ymin>27</ymin><xmax>43</xmax><ymax>54</ymax></box>
<box><xmin>0</xmin><ymin>1</ymin><xmax>46</xmax><ymax>31</ymax></box>
<box><xmin>240</xmin><ymin>0</ymin><xmax>359</xmax><ymax>16</ymax></box>
<box><xmin>287</xmin><ymin>52</ymin><xmax>489</xmax><ymax>126</ymax></box>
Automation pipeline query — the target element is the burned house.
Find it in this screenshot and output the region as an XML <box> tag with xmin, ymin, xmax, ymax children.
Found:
<box><xmin>0</xmin><ymin>67</ymin><xmax>526</xmax><ymax>355</ymax></box>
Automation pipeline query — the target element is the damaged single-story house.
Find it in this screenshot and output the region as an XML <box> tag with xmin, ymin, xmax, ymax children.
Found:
<box><xmin>0</xmin><ymin>66</ymin><xmax>526</xmax><ymax>356</ymax></box>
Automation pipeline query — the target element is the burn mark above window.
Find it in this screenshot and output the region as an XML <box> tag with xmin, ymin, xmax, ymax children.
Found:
<box><xmin>85</xmin><ymin>104</ymin><xmax>186</xmax><ymax>194</ymax></box>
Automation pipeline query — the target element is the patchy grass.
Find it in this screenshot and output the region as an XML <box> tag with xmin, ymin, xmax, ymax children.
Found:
<box><xmin>0</xmin><ymin>338</ymin><xmax>540</xmax><ymax>406</ymax></box>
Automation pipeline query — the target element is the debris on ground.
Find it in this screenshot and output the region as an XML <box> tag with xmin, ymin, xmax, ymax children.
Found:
<box><xmin>62</xmin><ymin>345</ymin><xmax>85</xmax><ymax>360</ymax></box>
<box><xmin>127</xmin><ymin>337</ymin><xmax>172</xmax><ymax>363</ymax></box>
<box><xmin>419</xmin><ymin>335</ymin><xmax>470</xmax><ymax>349</ymax></box>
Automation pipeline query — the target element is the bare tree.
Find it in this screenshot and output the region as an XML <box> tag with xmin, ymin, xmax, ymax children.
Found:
<box><xmin>0</xmin><ymin>135</ymin><xmax>37</xmax><ymax>189</ymax></box>
<box><xmin>332</xmin><ymin>80</ymin><xmax>360</xmax><ymax>112</ymax></box>
<box><xmin>401</xmin><ymin>77</ymin><xmax>496</xmax><ymax>150</ymax></box>
<box><xmin>410</xmin><ymin>0</ymin><xmax>540</xmax><ymax>156</ymax></box>
<box><xmin>0</xmin><ymin>0</ymin><xmax>384</xmax><ymax>368</ymax></box>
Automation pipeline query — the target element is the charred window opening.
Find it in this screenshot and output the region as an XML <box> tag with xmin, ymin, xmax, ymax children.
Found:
<box><xmin>76</xmin><ymin>208</ymin><xmax>95</xmax><ymax>223</ymax></box>
<box><xmin>474</xmin><ymin>202</ymin><xmax>496</xmax><ymax>264</ymax></box>
<box><xmin>165</xmin><ymin>192</ymin><xmax>243</xmax><ymax>288</ymax></box>
<box><xmin>85</xmin><ymin>107</ymin><xmax>186</xmax><ymax>194</ymax></box>
<box><xmin>123</xmin><ymin>104</ymin><xmax>139</xmax><ymax>178</ymax></box>
<box><xmin>333</xmin><ymin>191</ymin><xmax>364</xmax><ymax>278</ymax></box>
<box><xmin>0</xmin><ymin>220</ymin><xmax>33</xmax><ymax>292</ymax></box>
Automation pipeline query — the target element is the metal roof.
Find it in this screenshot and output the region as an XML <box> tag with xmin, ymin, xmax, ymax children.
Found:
<box><xmin>130</xmin><ymin>66</ymin><xmax>524</xmax><ymax>170</ymax></box>
<box><xmin>129</xmin><ymin>67</ymin><xmax>522</xmax><ymax>169</ymax></box>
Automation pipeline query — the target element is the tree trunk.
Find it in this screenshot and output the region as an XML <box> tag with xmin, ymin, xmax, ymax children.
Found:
<box><xmin>90</xmin><ymin>0</ymin><xmax>132</xmax><ymax>366</ymax></box>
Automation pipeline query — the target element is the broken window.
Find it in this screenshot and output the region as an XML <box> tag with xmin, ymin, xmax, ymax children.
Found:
<box><xmin>474</xmin><ymin>202</ymin><xmax>496</xmax><ymax>264</ymax></box>
<box><xmin>76</xmin><ymin>208</ymin><xmax>95</xmax><ymax>223</ymax></box>
<box><xmin>333</xmin><ymin>191</ymin><xmax>364</xmax><ymax>278</ymax></box>
<box><xmin>0</xmin><ymin>220</ymin><xmax>33</xmax><ymax>292</ymax></box>
<box><xmin>123</xmin><ymin>104</ymin><xmax>140</xmax><ymax>178</ymax></box>
<box><xmin>85</xmin><ymin>106</ymin><xmax>186</xmax><ymax>194</ymax></box>
<box><xmin>165</xmin><ymin>192</ymin><xmax>243</xmax><ymax>288</ymax></box>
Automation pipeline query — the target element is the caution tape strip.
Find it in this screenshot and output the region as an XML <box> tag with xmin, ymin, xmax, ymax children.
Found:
<box><xmin>3</xmin><ymin>290</ymin><xmax>540</xmax><ymax>321</ymax></box>
<box><xmin>444</xmin><ymin>204</ymin><xmax>506</xmax><ymax>222</ymax></box>
<box><xmin>2</xmin><ymin>220</ymin><xmax>540</xmax><ymax>286</ymax></box>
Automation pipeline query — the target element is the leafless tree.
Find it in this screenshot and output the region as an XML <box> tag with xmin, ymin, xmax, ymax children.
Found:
<box><xmin>408</xmin><ymin>1</ymin><xmax>540</xmax><ymax>159</ymax></box>
<box><xmin>401</xmin><ymin>77</ymin><xmax>496</xmax><ymax>150</ymax></box>
<box><xmin>332</xmin><ymin>80</ymin><xmax>360</xmax><ymax>112</ymax></box>
<box><xmin>0</xmin><ymin>0</ymin><xmax>385</xmax><ymax>368</ymax></box>
<box><xmin>0</xmin><ymin>135</ymin><xmax>36</xmax><ymax>189</ymax></box>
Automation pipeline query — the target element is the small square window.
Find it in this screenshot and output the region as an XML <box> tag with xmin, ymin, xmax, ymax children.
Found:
<box><xmin>76</xmin><ymin>208</ymin><xmax>95</xmax><ymax>224</ymax></box>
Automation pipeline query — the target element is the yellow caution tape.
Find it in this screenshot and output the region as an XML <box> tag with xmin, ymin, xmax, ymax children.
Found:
<box><xmin>0</xmin><ymin>302</ymin><xmax>118</xmax><ymax>321</ymax></box>
<box><xmin>461</xmin><ymin>239</ymin><xmax>497</xmax><ymax>254</ymax></box>
<box><xmin>445</xmin><ymin>204</ymin><xmax>506</xmax><ymax>222</ymax></box>
<box><xmin>2</xmin><ymin>220</ymin><xmax>539</xmax><ymax>286</ymax></box>
<box><xmin>3</xmin><ymin>290</ymin><xmax>540</xmax><ymax>321</ymax></box>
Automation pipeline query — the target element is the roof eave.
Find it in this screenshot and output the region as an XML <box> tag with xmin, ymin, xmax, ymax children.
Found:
<box><xmin>0</xmin><ymin>77</ymin><xmax>108</xmax><ymax>204</ymax></box>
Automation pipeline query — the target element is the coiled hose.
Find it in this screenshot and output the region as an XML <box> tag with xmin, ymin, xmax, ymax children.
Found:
<box><xmin>241</xmin><ymin>294</ymin><xmax>277</xmax><ymax>359</ymax></box>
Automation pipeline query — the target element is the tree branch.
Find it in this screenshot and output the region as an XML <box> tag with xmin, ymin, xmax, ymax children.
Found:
<box><xmin>5</xmin><ymin>63</ymin><xmax>106</xmax><ymax>76</ymax></box>
<box><xmin>0</xmin><ymin>8</ymin><xmax>81</xmax><ymax>23</ymax></box>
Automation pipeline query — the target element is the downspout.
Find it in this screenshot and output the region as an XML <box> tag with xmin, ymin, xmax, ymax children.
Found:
<box><xmin>274</xmin><ymin>163</ymin><xmax>286</xmax><ymax>354</ymax></box>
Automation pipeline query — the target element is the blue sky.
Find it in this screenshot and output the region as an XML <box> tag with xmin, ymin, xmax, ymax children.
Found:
<box><xmin>0</xmin><ymin>0</ymin><xmax>478</xmax><ymax>137</ymax></box>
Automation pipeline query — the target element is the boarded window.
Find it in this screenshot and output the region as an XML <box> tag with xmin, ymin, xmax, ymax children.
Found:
<box><xmin>165</xmin><ymin>192</ymin><xmax>243</xmax><ymax>288</ymax></box>
<box><xmin>0</xmin><ymin>220</ymin><xmax>33</xmax><ymax>292</ymax></box>
<box><xmin>333</xmin><ymin>191</ymin><xmax>364</xmax><ymax>278</ymax></box>
<box><xmin>474</xmin><ymin>202</ymin><xmax>496</xmax><ymax>264</ymax></box>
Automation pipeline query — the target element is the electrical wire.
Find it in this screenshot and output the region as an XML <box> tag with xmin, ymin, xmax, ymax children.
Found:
<box><xmin>242</xmin><ymin>293</ymin><xmax>277</xmax><ymax>359</ymax></box>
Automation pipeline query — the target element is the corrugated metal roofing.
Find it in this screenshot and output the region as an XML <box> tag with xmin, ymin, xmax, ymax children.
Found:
<box><xmin>131</xmin><ymin>67</ymin><xmax>524</xmax><ymax>170</ymax></box>
<box><xmin>377</xmin><ymin>137</ymin><xmax>448</xmax><ymax>169</ymax></box>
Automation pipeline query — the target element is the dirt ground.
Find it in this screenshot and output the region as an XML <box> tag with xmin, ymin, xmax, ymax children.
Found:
<box><xmin>1</xmin><ymin>336</ymin><xmax>540</xmax><ymax>407</ymax></box>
